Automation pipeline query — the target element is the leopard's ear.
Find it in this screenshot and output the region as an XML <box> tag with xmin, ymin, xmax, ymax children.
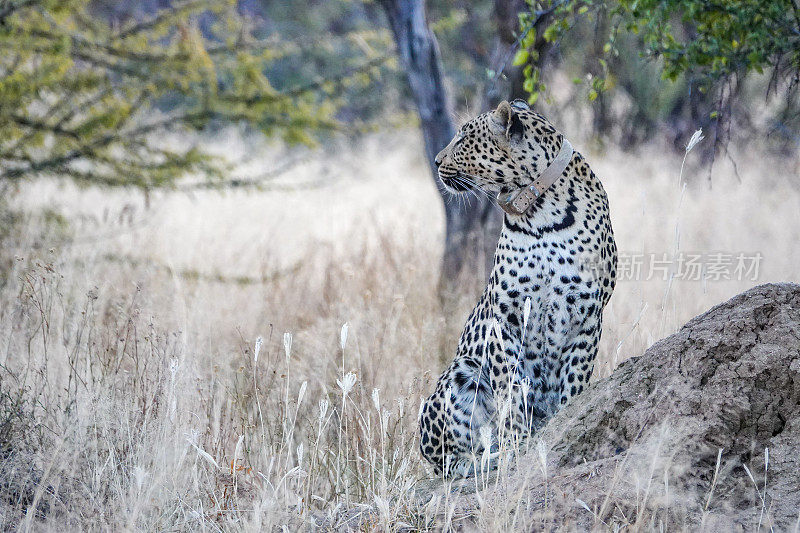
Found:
<box><xmin>491</xmin><ymin>100</ymin><xmax>525</xmax><ymax>142</ymax></box>
<box><xmin>492</xmin><ymin>101</ymin><xmax>513</xmax><ymax>128</ymax></box>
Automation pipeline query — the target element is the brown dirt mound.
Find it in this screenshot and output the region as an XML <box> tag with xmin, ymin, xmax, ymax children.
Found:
<box><xmin>515</xmin><ymin>282</ymin><xmax>800</xmax><ymax>530</ymax></box>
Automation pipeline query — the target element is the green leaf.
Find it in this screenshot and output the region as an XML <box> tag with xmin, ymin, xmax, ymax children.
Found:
<box><xmin>523</xmin><ymin>77</ymin><xmax>535</xmax><ymax>92</ymax></box>
<box><xmin>512</xmin><ymin>49</ymin><xmax>530</xmax><ymax>66</ymax></box>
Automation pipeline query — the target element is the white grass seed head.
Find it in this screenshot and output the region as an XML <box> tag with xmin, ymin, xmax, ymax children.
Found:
<box><xmin>686</xmin><ymin>129</ymin><xmax>704</xmax><ymax>153</ymax></box>
<box><xmin>283</xmin><ymin>332</ymin><xmax>292</xmax><ymax>360</ymax></box>
<box><xmin>254</xmin><ymin>336</ymin><xmax>263</xmax><ymax>362</ymax></box>
<box><xmin>336</xmin><ymin>371</ymin><xmax>357</xmax><ymax>396</ymax></box>
<box><xmin>372</xmin><ymin>388</ymin><xmax>380</xmax><ymax>411</ymax></box>
<box><xmin>318</xmin><ymin>398</ymin><xmax>329</xmax><ymax>420</ymax></box>
<box><xmin>340</xmin><ymin>322</ymin><xmax>348</xmax><ymax>350</ymax></box>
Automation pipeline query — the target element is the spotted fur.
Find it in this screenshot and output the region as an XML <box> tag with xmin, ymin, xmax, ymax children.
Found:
<box><xmin>420</xmin><ymin>100</ymin><xmax>617</xmax><ymax>477</ymax></box>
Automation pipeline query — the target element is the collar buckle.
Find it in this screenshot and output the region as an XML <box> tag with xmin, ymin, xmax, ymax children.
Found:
<box><xmin>497</xmin><ymin>184</ymin><xmax>540</xmax><ymax>215</ymax></box>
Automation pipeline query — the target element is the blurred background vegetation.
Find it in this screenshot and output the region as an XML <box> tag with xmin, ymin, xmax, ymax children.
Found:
<box><xmin>1</xmin><ymin>0</ymin><xmax>798</xmax><ymax>278</ymax></box>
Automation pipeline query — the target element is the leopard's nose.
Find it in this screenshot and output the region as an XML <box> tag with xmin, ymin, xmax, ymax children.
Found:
<box><xmin>434</xmin><ymin>148</ymin><xmax>446</xmax><ymax>167</ymax></box>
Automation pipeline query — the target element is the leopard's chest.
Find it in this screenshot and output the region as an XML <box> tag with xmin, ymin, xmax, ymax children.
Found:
<box><xmin>491</xmin><ymin>235</ymin><xmax>589</xmax><ymax>339</ymax></box>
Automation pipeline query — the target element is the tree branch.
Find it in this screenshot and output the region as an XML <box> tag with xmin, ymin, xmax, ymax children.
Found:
<box><xmin>115</xmin><ymin>0</ymin><xmax>213</xmax><ymax>39</ymax></box>
<box><xmin>9</xmin><ymin>114</ymin><xmax>82</xmax><ymax>140</ymax></box>
<box><xmin>1</xmin><ymin>111</ymin><xmax>341</xmax><ymax>181</ymax></box>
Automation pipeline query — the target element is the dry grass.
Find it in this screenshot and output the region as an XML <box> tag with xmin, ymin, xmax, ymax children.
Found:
<box><xmin>1</xmin><ymin>128</ymin><xmax>798</xmax><ymax>530</ymax></box>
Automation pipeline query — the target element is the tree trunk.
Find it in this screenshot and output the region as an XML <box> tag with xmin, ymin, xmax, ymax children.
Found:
<box><xmin>485</xmin><ymin>0</ymin><xmax>528</xmax><ymax>107</ymax></box>
<box><xmin>485</xmin><ymin>0</ymin><xmax>558</xmax><ymax>108</ymax></box>
<box><xmin>379</xmin><ymin>0</ymin><xmax>500</xmax><ymax>287</ymax></box>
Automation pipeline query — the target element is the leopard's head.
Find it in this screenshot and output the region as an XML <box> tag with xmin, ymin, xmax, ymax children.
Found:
<box><xmin>435</xmin><ymin>100</ymin><xmax>562</xmax><ymax>195</ymax></box>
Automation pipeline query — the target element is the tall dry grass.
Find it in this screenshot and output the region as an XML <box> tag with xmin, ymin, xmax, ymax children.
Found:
<box><xmin>1</xmin><ymin>129</ymin><xmax>799</xmax><ymax>530</ymax></box>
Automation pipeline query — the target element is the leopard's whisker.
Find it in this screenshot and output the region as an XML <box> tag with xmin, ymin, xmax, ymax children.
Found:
<box><xmin>437</xmin><ymin>181</ymin><xmax>466</xmax><ymax>209</ymax></box>
<box><xmin>451</xmin><ymin>175</ymin><xmax>485</xmax><ymax>204</ymax></box>
<box><xmin>450</xmin><ymin>175</ymin><xmax>493</xmax><ymax>203</ymax></box>
<box><xmin>455</xmin><ymin>172</ymin><xmax>495</xmax><ymax>201</ymax></box>
<box><xmin>448</xmin><ymin>184</ymin><xmax>470</xmax><ymax>210</ymax></box>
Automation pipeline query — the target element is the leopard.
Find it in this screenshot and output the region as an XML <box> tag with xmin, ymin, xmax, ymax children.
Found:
<box><xmin>419</xmin><ymin>100</ymin><xmax>617</xmax><ymax>478</ymax></box>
